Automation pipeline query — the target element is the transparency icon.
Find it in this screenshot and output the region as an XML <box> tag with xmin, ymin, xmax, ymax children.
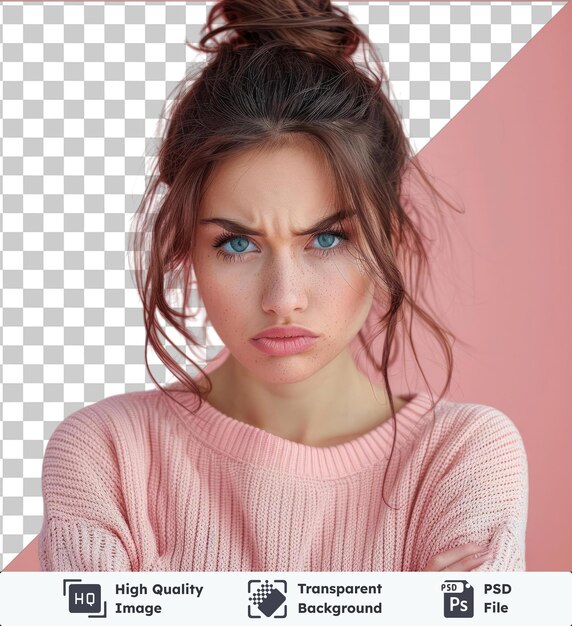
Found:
<box><xmin>247</xmin><ymin>579</ymin><xmax>287</xmax><ymax>618</ymax></box>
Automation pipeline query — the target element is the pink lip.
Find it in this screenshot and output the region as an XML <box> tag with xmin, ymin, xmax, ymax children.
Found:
<box><xmin>251</xmin><ymin>325</ymin><xmax>319</xmax><ymax>340</ymax></box>
<box><xmin>249</xmin><ymin>336</ymin><xmax>319</xmax><ymax>356</ymax></box>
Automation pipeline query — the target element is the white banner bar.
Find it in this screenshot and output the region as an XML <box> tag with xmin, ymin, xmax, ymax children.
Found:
<box><xmin>0</xmin><ymin>572</ymin><xmax>570</xmax><ymax>624</ymax></box>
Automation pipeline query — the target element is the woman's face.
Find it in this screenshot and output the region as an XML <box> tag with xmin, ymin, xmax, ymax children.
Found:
<box><xmin>192</xmin><ymin>142</ymin><xmax>375</xmax><ymax>385</ymax></box>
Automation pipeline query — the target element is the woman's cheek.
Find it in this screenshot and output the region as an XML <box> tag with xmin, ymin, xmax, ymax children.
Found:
<box><xmin>200</xmin><ymin>249</ymin><xmax>367</xmax><ymax>302</ymax></box>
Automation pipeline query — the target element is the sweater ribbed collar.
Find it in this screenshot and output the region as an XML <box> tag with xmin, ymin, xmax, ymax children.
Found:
<box><xmin>164</xmin><ymin>384</ymin><xmax>435</xmax><ymax>479</ymax></box>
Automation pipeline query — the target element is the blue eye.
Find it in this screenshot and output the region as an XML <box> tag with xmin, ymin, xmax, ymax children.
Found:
<box><xmin>315</xmin><ymin>232</ymin><xmax>337</xmax><ymax>250</ymax></box>
<box><xmin>212</xmin><ymin>228</ymin><xmax>349</xmax><ymax>263</ymax></box>
<box><xmin>221</xmin><ymin>236</ymin><xmax>254</xmax><ymax>254</ymax></box>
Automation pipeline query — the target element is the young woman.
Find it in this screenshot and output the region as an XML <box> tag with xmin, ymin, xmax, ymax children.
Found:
<box><xmin>38</xmin><ymin>0</ymin><xmax>528</xmax><ymax>572</ymax></box>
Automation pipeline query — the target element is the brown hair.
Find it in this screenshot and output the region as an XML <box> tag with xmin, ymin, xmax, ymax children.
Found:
<box><xmin>130</xmin><ymin>0</ymin><xmax>463</xmax><ymax>507</ymax></box>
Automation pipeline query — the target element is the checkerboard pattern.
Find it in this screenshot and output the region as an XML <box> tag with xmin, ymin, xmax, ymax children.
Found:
<box><xmin>0</xmin><ymin>1</ymin><xmax>565</xmax><ymax>569</ymax></box>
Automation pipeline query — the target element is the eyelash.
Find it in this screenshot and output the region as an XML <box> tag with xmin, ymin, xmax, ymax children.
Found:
<box><xmin>212</xmin><ymin>226</ymin><xmax>350</xmax><ymax>263</ymax></box>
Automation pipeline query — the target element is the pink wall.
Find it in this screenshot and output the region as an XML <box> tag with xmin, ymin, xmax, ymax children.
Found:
<box><xmin>392</xmin><ymin>1</ymin><xmax>571</xmax><ymax>570</ymax></box>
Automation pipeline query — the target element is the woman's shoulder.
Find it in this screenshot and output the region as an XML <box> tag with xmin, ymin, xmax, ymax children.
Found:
<box><xmin>428</xmin><ymin>395</ymin><xmax>527</xmax><ymax>460</ymax></box>
<box><xmin>47</xmin><ymin>388</ymin><xmax>170</xmax><ymax>448</ymax></box>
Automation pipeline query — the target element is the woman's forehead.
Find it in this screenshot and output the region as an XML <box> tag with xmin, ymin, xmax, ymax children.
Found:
<box><xmin>195</xmin><ymin>143</ymin><xmax>362</xmax><ymax>238</ymax></box>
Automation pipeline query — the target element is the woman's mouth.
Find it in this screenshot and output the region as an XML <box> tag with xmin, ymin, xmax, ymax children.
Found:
<box><xmin>249</xmin><ymin>335</ymin><xmax>319</xmax><ymax>356</ymax></box>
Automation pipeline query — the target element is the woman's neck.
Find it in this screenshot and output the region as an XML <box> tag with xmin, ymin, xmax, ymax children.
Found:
<box><xmin>201</xmin><ymin>349</ymin><xmax>405</xmax><ymax>447</ymax></box>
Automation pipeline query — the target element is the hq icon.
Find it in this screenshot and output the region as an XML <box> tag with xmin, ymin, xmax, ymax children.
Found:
<box><xmin>63</xmin><ymin>578</ymin><xmax>108</xmax><ymax>618</ymax></box>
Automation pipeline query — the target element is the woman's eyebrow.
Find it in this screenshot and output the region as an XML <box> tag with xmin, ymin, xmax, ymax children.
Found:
<box><xmin>199</xmin><ymin>209</ymin><xmax>356</xmax><ymax>237</ymax></box>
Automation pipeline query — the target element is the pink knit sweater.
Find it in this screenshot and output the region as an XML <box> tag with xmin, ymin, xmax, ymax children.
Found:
<box><xmin>38</xmin><ymin>387</ymin><xmax>528</xmax><ymax>571</ymax></box>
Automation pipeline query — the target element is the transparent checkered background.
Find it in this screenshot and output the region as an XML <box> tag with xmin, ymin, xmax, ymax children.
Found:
<box><xmin>0</xmin><ymin>1</ymin><xmax>565</xmax><ymax>569</ymax></box>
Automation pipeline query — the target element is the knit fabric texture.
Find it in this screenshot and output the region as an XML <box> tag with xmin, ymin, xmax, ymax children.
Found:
<box><xmin>38</xmin><ymin>387</ymin><xmax>528</xmax><ymax>571</ymax></box>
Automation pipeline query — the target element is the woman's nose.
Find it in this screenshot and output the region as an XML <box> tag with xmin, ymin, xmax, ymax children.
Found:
<box><xmin>260</xmin><ymin>254</ymin><xmax>309</xmax><ymax>316</ymax></box>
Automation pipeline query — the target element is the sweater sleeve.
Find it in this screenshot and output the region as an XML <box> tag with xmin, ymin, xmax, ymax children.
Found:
<box><xmin>38</xmin><ymin>406</ymin><xmax>138</xmax><ymax>571</ymax></box>
<box><xmin>411</xmin><ymin>405</ymin><xmax>529</xmax><ymax>572</ymax></box>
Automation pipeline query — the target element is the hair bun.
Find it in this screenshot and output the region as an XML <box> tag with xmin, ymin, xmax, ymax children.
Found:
<box><xmin>198</xmin><ymin>0</ymin><xmax>363</xmax><ymax>59</ymax></box>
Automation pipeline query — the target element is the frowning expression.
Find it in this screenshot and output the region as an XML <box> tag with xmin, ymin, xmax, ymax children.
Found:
<box><xmin>191</xmin><ymin>141</ymin><xmax>375</xmax><ymax>384</ymax></box>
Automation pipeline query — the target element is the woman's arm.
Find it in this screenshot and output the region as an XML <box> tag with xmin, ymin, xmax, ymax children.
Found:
<box><xmin>413</xmin><ymin>405</ymin><xmax>528</xmax><ymax>572</ymax></box>
<box><xmin>38</xmin><ymin>406</ymin><xmax>137</xmax><ymax>571</ymax></box>
<box><xmin>39</xmin><ymin>516</ymin><xmax>133</xmax><ymax>571</ymax></box>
